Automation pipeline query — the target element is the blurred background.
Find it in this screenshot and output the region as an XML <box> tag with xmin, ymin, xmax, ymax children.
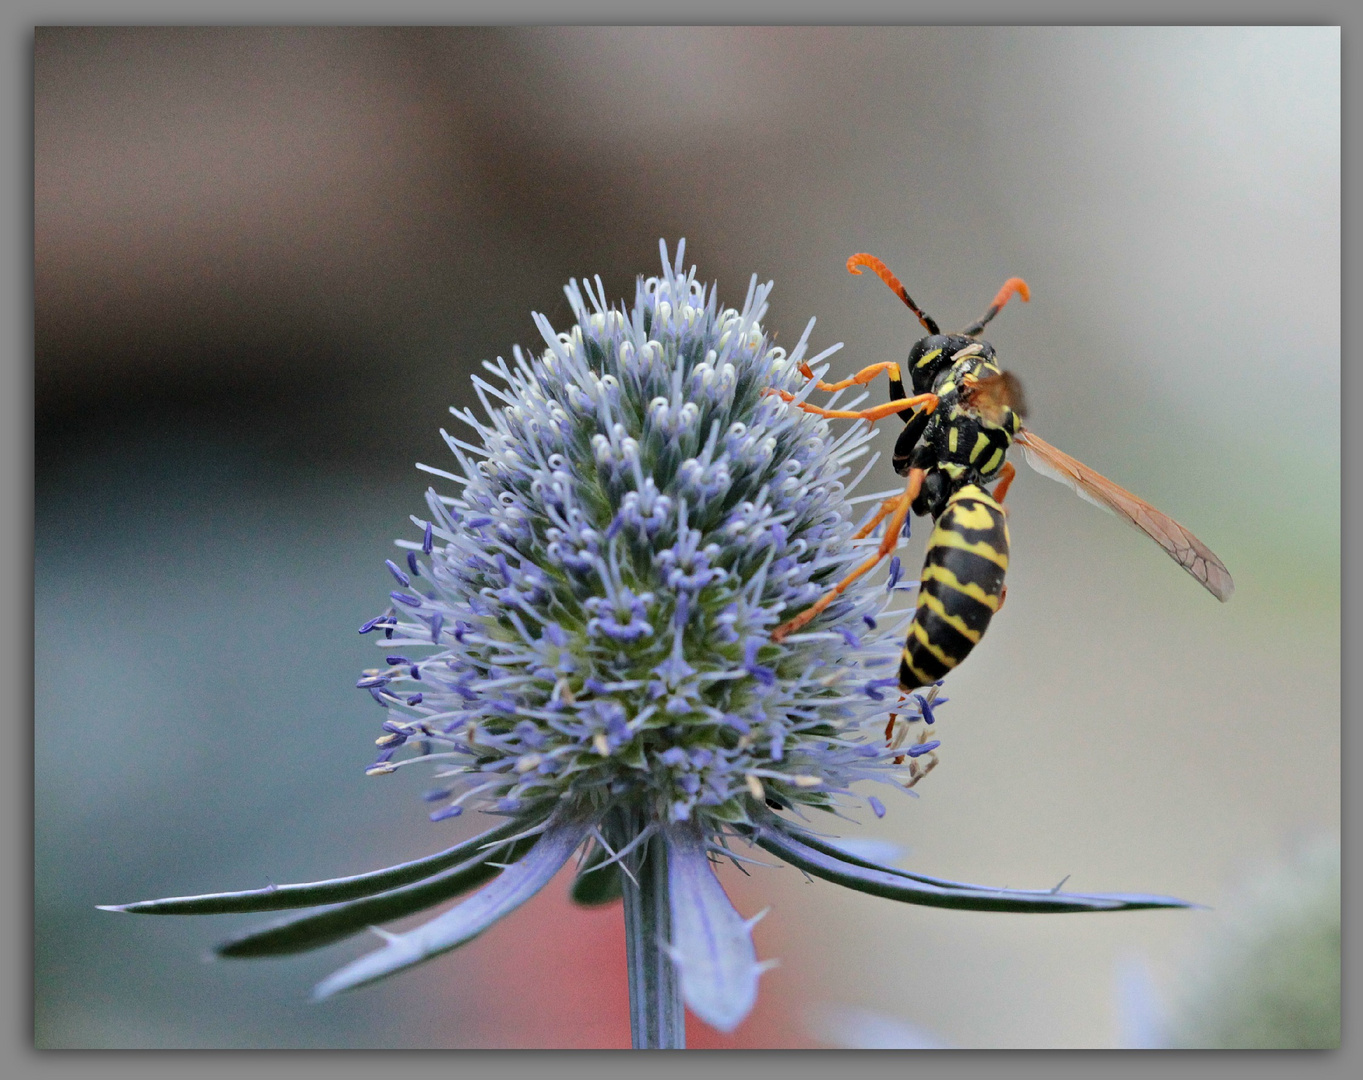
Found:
<box><xmin>35</xmin><ymin>26</ymin><xmax>1339</xmax><ymax>1048</ymax></box>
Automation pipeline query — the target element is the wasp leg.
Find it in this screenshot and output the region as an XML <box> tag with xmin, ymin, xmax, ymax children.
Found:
<box><xmin>772</xmin><ymin>468</ymin><xmax>926</xmax><ymax>642</ymax></box>
<box><xmin>798</xmin><ymin>359</ymin><xmax>901</xmax><ymax>394</ymax></box>
<box><xmin>960</xmin><ymin>277</ymin><xmax>1030</xmax><ymax>337</ymax></box>
<box><xmin>853</xmin><ymin>489</ymin><xmax>911</xmax><ymax>542</ymax></box>
<box><xmin>767</xmin><ymin>389</ymin><xmax>939</xmax><ymax>425</ymax></box>
<box><xmin>891</xmin><ymin>404</ymin><xmax>935</xmax><ymax>474</ymax></box>
<box><xmin>991</xmin><ymin>461</ymin><xmax>1016</xmax><ymax>503</ymax></box>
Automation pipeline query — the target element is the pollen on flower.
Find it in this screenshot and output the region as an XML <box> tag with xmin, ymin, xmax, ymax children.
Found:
<box><xmin>356</xmin><ymin>239</ymin><xmax>940</xmax><ymax>832</ymax></box>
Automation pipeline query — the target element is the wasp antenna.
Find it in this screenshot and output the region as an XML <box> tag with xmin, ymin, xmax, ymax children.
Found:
<box><xmin>961</xmin><ymin>277</ymin><xmax>1030</xmax><ymax>337</ymax></box>
<box><xmin>847</xmin><ymin>253</ymin><xmax>941</xmax><ymax>336</ymax></box>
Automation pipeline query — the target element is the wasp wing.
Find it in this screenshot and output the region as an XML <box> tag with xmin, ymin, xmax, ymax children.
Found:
<box><xmin>1015</xmin><ymin>429</ymin><xmax>1233</xmax><ymax>602</ymax></box>
<box><xmin>962</xmin><ymin>370</ymin><xmax>1028</xmax><ymax>423</ymax></box>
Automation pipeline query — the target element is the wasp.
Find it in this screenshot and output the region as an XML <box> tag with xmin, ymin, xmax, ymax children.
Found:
<box><xmin>770</xmin><ymin>253</ymin><xmax>1233</xmax><ymax>700</ymax></box>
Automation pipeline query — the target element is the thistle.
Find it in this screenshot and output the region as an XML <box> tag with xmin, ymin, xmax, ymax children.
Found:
<box><xmin>102</xmin><ymin>241</ymin><xmax>1194</xmax><ymax>1048</ymax></box>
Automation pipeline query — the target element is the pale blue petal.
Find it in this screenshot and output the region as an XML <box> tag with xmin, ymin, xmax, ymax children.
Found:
<box><xmin>817</xmin><ymin>836</ymin><xmax>906</xmax><ymax>867</ymax></box>
<box><xmin>1115</xmin><ymin>955</ymin><xmax>1169</xmax><ymax>1049</ymax></box>
<box><xmin>666</xmin><ymin>823</ymin><xmax>763</xmax><ymax>1033</ymax></box>
<box><xmin>312</xmin><ymin>810</ymin><xmax>595</xmax><ymax>999</ymax></box>
<box><xmin>807</xmin><ymin>1003</ymin><xmax>952</xmax><ymax>1049</ymax></box>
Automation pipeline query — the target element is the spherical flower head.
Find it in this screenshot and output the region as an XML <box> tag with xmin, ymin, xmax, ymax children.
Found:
<box><xmin>361</xmin><ymin>239</ymin><xmax>921</xmax><ymax>832</ymax></box>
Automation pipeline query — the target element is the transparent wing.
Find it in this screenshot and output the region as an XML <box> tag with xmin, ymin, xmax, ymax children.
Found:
<box><xmin>1015</xmin><ymin>429</ymin><xmax>1233</xmax><ymax>601</ymax></box>
<box><xmin>961</xmin><ymin>370</ymin><xmax>1028</xmax><ymax>423</ymax></box>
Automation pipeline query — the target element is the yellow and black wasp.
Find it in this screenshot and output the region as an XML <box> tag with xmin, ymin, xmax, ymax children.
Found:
<box><xmin>770</xmin><ymin>252</ymin><xmax>1233</xmax><ymax>700</ymax></box>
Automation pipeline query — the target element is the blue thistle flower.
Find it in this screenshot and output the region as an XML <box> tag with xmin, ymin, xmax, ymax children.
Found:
<box><xmin>102</xmin><ymin>241</ymin><xmax>1195</xmax><ymax>1047</ymax></box>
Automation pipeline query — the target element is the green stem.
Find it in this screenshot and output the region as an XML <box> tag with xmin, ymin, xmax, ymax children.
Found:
<box><xmin>619</xmin><ymin>811</ymin><xmax>685</xmax><ymax>1049</ymax></box>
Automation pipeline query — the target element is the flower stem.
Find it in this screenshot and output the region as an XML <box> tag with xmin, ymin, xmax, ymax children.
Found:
<box><xmin>620</xmin><ymin>812</ymin><xmax>685</xmax><ymax>1049</ymax></box>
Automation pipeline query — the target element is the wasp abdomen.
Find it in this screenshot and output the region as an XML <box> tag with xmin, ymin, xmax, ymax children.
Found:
<box><xmin>899</xmin><ymin>485</ymin><xmax>1009</xmax><ymax>692</ymax></box>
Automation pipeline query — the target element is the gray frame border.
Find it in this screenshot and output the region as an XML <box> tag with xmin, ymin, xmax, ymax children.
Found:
<box><xmin>12</xmin><ymin>2</ymin><xmax>1352</xmax><ymax>1078</ymax></box>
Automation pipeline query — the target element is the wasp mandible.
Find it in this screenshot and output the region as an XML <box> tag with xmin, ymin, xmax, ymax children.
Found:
<box><xmin>770</xmin><ymin>253</ymin><xmax>1233</xmax><ymax>697</ymax></box>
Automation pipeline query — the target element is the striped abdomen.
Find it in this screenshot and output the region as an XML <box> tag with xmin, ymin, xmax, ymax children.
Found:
<box><xmin>899</xmin><ymin>485</ymin><xmax>1009</xmax><ymax>692</ymax></box>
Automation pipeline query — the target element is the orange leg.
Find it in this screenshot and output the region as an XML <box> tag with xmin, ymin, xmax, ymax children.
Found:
<box><xmin>885</xmin><ymin>706</ymin><xmax>907</xmax><ymax>763</ymax></box>
<box><xmin>991</xmin><ymin>461</ymin><xmax>1016</xmax><ymax>503</ymax></box>
<box><xmin>798</xmin><ymin>359</ymin><xmax>900</xmax><ymax>394</ymax></box>
<box><xmin>768</xmin><ymin>389</ymin><xmax>938</xmax><ymax>425</ymax></box>
<box><xmin>772</xmin><ymin>468</ymin><xmax>925</xmax><ymax>642</ymax></box>
<box><xmin>852</xmin><ymin>490</ymin><xmax>910</xmax><ymax>542</ymax></box>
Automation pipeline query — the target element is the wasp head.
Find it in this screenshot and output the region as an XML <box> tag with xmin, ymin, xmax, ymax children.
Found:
<box><xmin>905</xmin><ymin>333</ymin><xmax>991</xmax><ymax>396</ymax></box>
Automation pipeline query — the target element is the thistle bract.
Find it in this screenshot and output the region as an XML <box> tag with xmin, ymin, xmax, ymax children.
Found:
<box><xmin>104</xmin><ymin>241</ymin><xmax>1195</xmax><ymax>1045</ymax></box>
